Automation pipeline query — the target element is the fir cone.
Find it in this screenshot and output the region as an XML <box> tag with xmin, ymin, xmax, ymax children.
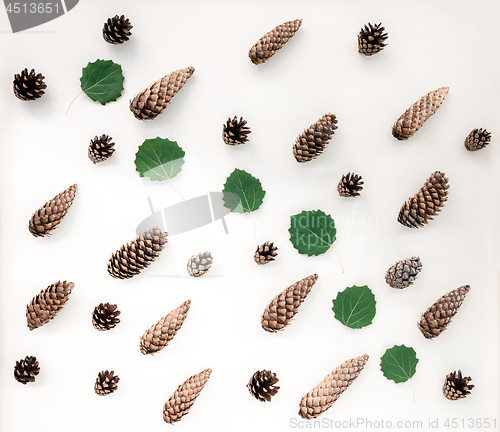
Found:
<box><xmin>293</xmin><ymin>113</ymin><xmax>338</xmax><ymax>163</ymax></box>
<box><xmin>187</xmin><ymin>252</ymin><xmax>213</xmax><ymax>277</ymax></box>
<box><xmin>163</xmin><ymin>368</ymin><xmax>212</xmax><ymax>424</ymax></box>
<box><xmin>464</xmin><ymin>128</ymin><xmax>491</xmax><ymax>151</ymax></box>
<box><xmin>254</xmin><ymin>241</ymin><xmax>278</xmax><ymax>265</ymax></box>
<box><xmin>94</xmin><ymin>370</ymin><xmax>120</xmax><ymax>396</ymax></box>
<box><xmin>417</xmin><ymin>285</ymin><xmax>471</xmax><ymax>339</ymax></box>
<box><xmin>14</xmin><ymin>356</ymin><xmax>40</xmax><ymax>385</ymax></box>
<box><xmin>92</xmin><ymin>303</ymin><xmax>121</xmax><ymax>331</ymax></box>
<box><xmin>397</xmin><ymin>171</ymin><xmax>449</xmax><ymax>228</ymax></box>
<box><xmin>298</xmin><ymin>354</ymin><xmax>369</xmax><ymax>419</ymax></box>
<box><xmin>107</xmin><ymin>227</ymin><xmax>168</xmax><ymax>279</ymax></box>
<box><xmin>28</xmin><ymin>184</ymin><xmax>78</xmax><ymax>237</ymax></box>
<box><xmin>139</xmin><ymin>300</ymin><xmax>191</xmax><ymax>355</ymax></box>
<box><xmin>385</xmin><ymin>257</ymin><xmax>422</xmax><ymax>289</ymax></box>
<box><xmin>129</xmin><ymin>66</ymin><xmax>195</xmax><ymax>120</ymax></box>
<box><xmin>102</xmin><ymin>15</ymin><xmax>133</xmax><ymax>45</ymax></box>
<box><xmin>357</xmin><ymin>22</ymin><xmax>388</xmax><ymax>56</ymax></box>
<box><xmin>88</xmin><ymin>134</ymin><xmax>115</xmax><ymax>164</ymax></box>
<box><xmin>13</xmin><ymin>68</ymin><xmax>46</xmax><ymax>101</ymax></box>
<box><xmin>337</xmin><ymin>172</ymin><xmax>364</xmax><ymax>197</ymax></box>
<box><xmin>443</xmin><ymin>370</ymin><xmax>474</xmax><ymax>400</ymax></box>
<box><xmin>247</xmin><ymin>370</ymin><xmax>280</xmax><ymax>402</ymax></box>
<box><xmin>223</xmin><ymin>116</ymin><xmax>251</xmax><ymax>145</ymax></box>
<box><xmin>249</xmin><ymin>19</ymin><xmax>303</xmax><ymax>65</ymax></box>
<box><xmin>392</xmin><ymin>87</ymin><xmax>449</xmax><ymax>140</ymax></box>
<box><xmin>26</xmin><ymin>281</ymin><xmax>74</xmax><ymax>330</ymax></box>
<box><xmin>261</xmin><ymin>274</ymin><xmax>319</xmax><ymax>333</ymax></box>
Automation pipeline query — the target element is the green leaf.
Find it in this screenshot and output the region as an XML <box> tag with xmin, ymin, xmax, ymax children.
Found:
<box><xmin>222</xmin><ymin>169</ymin><xmax>266</xmax><ymax>213</ymax></box>
<box><xmin>134</xmin><ymin>137</ymin><xmax>185</xmax><ymax>181</ymax></box>
<box><xmin>80</xmin><ymin>59</ymin><xmax>124</xmax><ymax>105</ymax></box>
<box><xmin>288</xmin><ymin>210</ymin><xmax>337</xmax><ymax>256</ymax></box>
<box><xmin>380</xmin><ymin>345</ymin><xmax>419</xmax><ymax>383</ymax></box>
<box><xmin>332</xmin><ymin>285</ymin><xmax>376</xmax><ymax>329</ymax></box>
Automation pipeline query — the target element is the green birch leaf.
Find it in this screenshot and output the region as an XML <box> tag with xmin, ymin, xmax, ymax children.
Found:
<box><xmin>222</xmin><ymin>169</ymin><xmax>266</xmax><ymax>213</ymax></box>
<box><xmin>332</xmin><ymin>285</ymin><xmax>376</xmax><ymax>329</ymax></box>
<box><xmin>134</xmin><ymin>137</ymin><xmax>185</xmax><ymax>181</ymax></box>
<box><xmin>80</xmin><ymin>59</ymin><xmax>124</xmax><ymax>105</ymax></box>
<box><xmin>380</xmin><ymin>345</ymin><xmax>419</xmax><ymax>383</ymax></box>
<box><xmin>288</xmin><ymin>209</ymin><xmax>337</xmax><ymax>256</ymax></box>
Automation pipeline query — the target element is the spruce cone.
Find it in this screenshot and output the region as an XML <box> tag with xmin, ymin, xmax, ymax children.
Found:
<box><xmin>14</xmin><ymin>356</ymin><xmax>40</xmax><ymax>385</ymax></box>
<box><xmin>443</xmin><ymin>370</ymin><xmax>474</xmax><ymax>400</ymax></box>
<box><xmin>254</xmin><ymin>241</ymin><xmax>278</xmax><ymax>265</ymax></box>
<box><xmin>88</xmin><ymin>134</ymin><xmax>115</xmax><ymax>164</ymax></box>
<box><xmin>187</xmin><ymin>252</ymin><xmax>213</xmax><ymax>277</ymax></box>
<box><xmin>385</xmin><ymin>257</ymin><xmax>422</xmax><ymax>289</ymax></box>
<box><xmin>13</xmin><ymin>68</ymin><xmax>46</xmax><ymax>101</ymax></box>
<box><xmin>28</xmin><ymin>184</ymin><xmax>78</xmax><ymax>237</ymax></box>
<box><xmin>94</xmin><ymin>370</ymin><xmax>120</xmax><ymax>396</ymax></box>
<box><xmin>337</xmin><ymin>172</ymin><xmax>364</xmax><ymax>197</ymax></box>
<box><xmin>392</xmin><ymin>87</ymin><xmax>449</xmax><ymax>140</ymax></box>
<box><xmin>397</xmin><ymin>171</ymin><xmax>449</xmax><ymax>228</ymax></box>
<box><xmin>26</xmin><ymin>281</ymin><xmax>74</xmax><ymax>330</ymax></box>
<box><xmin>261</xmin><ymin>274</ymin><xmax>319</xmax><ymax>333</ymax></box>
<box><xmin>102</xmin><ymin>15</ymin><xmax>133</xmax><ymax>45</ymax></box>
<box><xmin>298</xmin><ymin>354</ymin><xmax>369</xmax><ymax>419</ymax></box>
<box><xmin>464</xmin><ymin>128</ymin><xmax>491</xmax><ymax>151</ymax></box>
<box><xmin>92</xmin><ymin>303</ymin><xmax>121</xmax><ymax>331</ymax></box>
<box><xmin>249</xmin><ymin>19</ymin><xmax>303</xmax><ymax>65</ymax></box>
<box><xmin>129</xmin><ymin>66</ymin><xmax>195</xmax><ymax>120</ymax></box>
<box><xmin>417</xmin><ymin>285</ymin><xmax>471</xmax><ymax>339</ymax></box>
<box><xmin>357</xmin><ymin>22</ymin><xmax>388</xmax><ymax>56</ymax></box>
<box><xmin>163</xmin><ymin>369</ymin><xmax>212</xmax><ymax>424</ymax></box>
<box><xmin>293</xmin><ymin>113</ymin><xmax>338</xmax><ymax>163</ymax></box>
<box><xmin>247</xmin><ymin>370</ymin><xmax>280</xmax><ymax>402</ymax></box>
<box><xmin>139</xmin><ymin>300</ymin><xmax>191</xmax><ymax>355</ymax></box>
<box><xmin>222</xmin><ymin>116</ymin><xmax>251</xmax><ymax>145</ymax></box>
<box><xmin>107</xmin><ymin>227</ymin><xmax>168</xmax><ymax>279</ymax></box>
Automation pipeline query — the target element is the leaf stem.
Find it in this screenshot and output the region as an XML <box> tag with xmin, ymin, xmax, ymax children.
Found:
<box><xmin>330</xmin><ymin>246</ymin><xmax>345</xmax><ymax>273</ymax></box>
<box><xmin>66</xmin><ymin>91</ymin><xmax>83</xmax><ymax>113</ymax></box>
<box><xmin>249</xmin><ymin>212</ymin><xmax>256</xmax><ymax>237</ymax></box>
<box><xmin>409</xmin><ymin>378</ymin><xmax>415</xmax><ymax>403</ymax></box>
<box><xmin>336</xmin><ymin>325</ymin><xmax>346</xmax><ymax>349</ymax></box>
<box><xmin>168</xmin><ymin>178</ymin><xmax>184</xmax><ymax>200</ymax></box>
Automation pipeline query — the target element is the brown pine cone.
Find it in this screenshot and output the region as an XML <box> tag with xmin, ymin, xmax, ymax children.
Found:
<box><xmin>223</xmin><ymin>116</ymin><xmax>251</xmax><ymax>145</ymax></box>
<box><xmin>293</xmin><ymin>113</ymin><xmax>338</xmax><ymax>162</ymax></box>
<box><xmin>254</xmin><ymin>241</ymin><xmax>278</xmax><ymax>265</ymax></box>
<box><xmin>261</xmin><ymin>274</ymin><xmax>319</xmax><ymax>332</ymax></box>
<box><xmin>443</xmin><ymin>370</ymin><xmax>474</xmax><ymax>400</ymax></box>
<box><xmin>247</xmin><ymin>370</ymin><xmax>280</xmax><ymax>402</ymax></box>
<box><xmin>102</xmin><ymin>15</ymin><xmax>133</xmax><ymax>45</ymax></box>
<box><xmin>385</xmin><ymin>257</ymin><xmax>422</xmax><ymax>289</ymax></box>
<box><xmin>337</xmin><ymin>173</ymin><xmax>364</xmax><ymax>197</ymax></box>
<box><xmin>464</xmin><ymin>128</ymin><xmax>491</xmax><ymax>151</ymax></box>
<box><xmin>357</xmin><ymin>22</ymin><xmax>388</xmax><ymax>56</ymax></box>
<box><xmin>88</xmin><ymin>134</ymin><xmax>115</xmax><ymax>163</ymax></box>
<box><xmin>13</xmin><ymin>68</ymin><xmax>46</xmax><ymax>101</ymax></box>
<box><xmin>26</xmin><ymin>281</ymin><xmax>75</xmax><ymax>330</ymax></box>
<box><xmin>92</xmin><ymin>303</ymin><xmax>121</xmax><ymax>331</ymax></box>
<box><xmin>94</xmin><ymin>370</ymin><xmax>120</xmax><ymax>396</ymax></box>
<box><xmin>187</xmin><ymin>252</ymin><xmax>213</xmax><ymax>277</ymax></box>
<box><xmin>14</xmin><ymin>356</ymin><xmax>40</xmax><ymax>384</ymax></box>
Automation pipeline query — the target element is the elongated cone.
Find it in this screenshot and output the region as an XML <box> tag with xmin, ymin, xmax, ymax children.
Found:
<box><xmin>163</xmin><ymin>368</ymin><xmax>212</xmax><ymax>424</ymax></box>
<box><xmin>293</xmin><ymin>113</ymin><xmax>338</xmax><ymax>162</ymax></box>
<box><xmin>392</xmin><ymin>87</ymin><xmax>449</xmax><ymax>140</ymax></box>
<box><xmin>298</xmin><ymin>354</ymin><xmax>369</xmax><ymax>419</ymax></box>
<box><xmin>261</xmin><ymin>274</ymin><xmax>318</xmax><ymax>332</ymax></box>
<box><xmin>139</xmin><ymin>300</ymin><xmax>191</xmax><ymax>355</ymax></box>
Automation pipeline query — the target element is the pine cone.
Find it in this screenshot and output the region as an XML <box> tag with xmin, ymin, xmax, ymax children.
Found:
<box><xmin>107</xmin><ymin>227</ymin><xmax>168</xmax><ymax>279</ymax></box>
<box><xmin>187</xmin><ymin>252</ymin><xmax>213</xmax><ymax>277</ymax></box>
<box><xmin>464</xmin><ymin>128</ymin><xmax>491</xmax><ymax>151</ymax></box>
<box><xmin>298</xmin><ymin>354</ymin><xmax>369</xmax><ymax>419</ymax></box>
<box><xmin>92</xmin><ymin>303</ymin><xmax>121</xmax><ymax>331</ymax></box>
<box><xmin>417</xmin><ymin>285</ymin><xmax>471</xmax><ymax>339</ymax></box>
<box><xmin>397</xmin><ymin>171</ymin><xmax>449</xmax><ymax>228</ymax></box>
<box><xmin>94</xmin><ymin>370</ymin><xmax>120</xmax><ymax>396</ymax></box>
<box><xmin>102</xmin><ymin>15</ymin><xmax>133</xmax><ymax>45</ymax></box>
<box><xmin>337</xmin><ymin>172</ymin><xmax>364</xmax><ymax>197</ymax></box>
<box><xmin>223</xmin><ymin>116</ymin><xmax>251</xmax><ymax>145</ymax></box>
<box><xmin>88</xmin><ymin>134</ymin><xmax>115</xmax><ymax>164</ymax></box>
<box><xmin>129</xmin><ymin>66</ymin><xmax>195</xmax><ymax>120</ymax></box>
<box><xmin>254</xmin><ymin>241</ymin><xmax>278</xmax><ymax>265</ymax></box>
<box><xmin>14</xmin><ymin>356</ymin><xmax>40</xmax><ymax>385</ymax></box>
<box><xmin>139</xmin><ymin>300</ymin><xmax>191</xmax><ymax>355</ymax></box>
<box><xmin>163</xmin><ymin>369</ymin><xmax>212</xmax><ymax>424</ymax></box>
<box><xmin>13</xmin><ymin>68</ymin><xmax>46</xmax><ymax>101</ymax></box>
<box><xmin>247</xmin><ymin>370</ymin><xmax>280</xmax><ymax>402</ymax></box>
<box><xmin>249</xmin><ymin>19</ymin><xmax>302</xmax><ymax>65</ymax></box>
<box><xmin>385</xmin><ymin>257</ymin><xmax>422</xmax><ymax>289</ymax></box>
<box><xmin>28</xmin><ymin>184</ymin><xmax>78</xmax><ymax>237</ymax></box>
<box><xmin>293</xmin><ymin>113</ymin><xmax>338</xmax><ymax>163</ymax></box>
<box><xmin>357</xmin><ymin>22</ymin><xmax>388</xmax><ymax>56</ymax></box>
<box><xmin>261</xmin><ymin>274</ymin><xmax>319</xmax><ymax>333</ymax></box>
<box><xmin>26</xmin><ymin>281</ymin><xmax>74</xmax><ymax>330</ymax></box>
<box><xmin>443</xmin><ymin>370</ymin><xmax>474</xmax><ymax>400</ymax></box>
<box><xmin>392</xmin><ymin>87</ymin><xmax>449</xmax><ymax>140</ymax></box>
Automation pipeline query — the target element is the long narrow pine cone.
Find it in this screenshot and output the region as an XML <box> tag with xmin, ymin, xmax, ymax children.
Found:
<box><xmin>357</xmin><ymin>22</ymin><xmax>388</xmax><ymax>56</ymax></box>
<box><xmin>249</xmin><ymin>19</ymin><xmax>302</xmax><ymax>65</ymax></box>
<box><xmin>247</xmin><ymin>370</ymin><xmax>280</xmax><ymax>402</ymax></box>
<box><xmin>392</xmin><ymin>87</ymin><xmax>449</xmax><ymax>140</ymax></box>
<box><xmin>28</xmin><ymin>184</ymin><xmax>78</xmax><ymax>237</ymax></box>
<box><xmin>223</xmin><ymin>116</ymin><xmax>251</xmax><ymax>145</ymax></box>
<box><xmin>254</xmin><ymin>241</ymin><xmax>278</xmax><ymax>265</ymax></box>
<box><xmin>337</xmin><ymin>173</ymin><xmax>364</xmax><ymax>197</ymax></box>
<box><xmin>139</xmin><ymin>300</ymin><xmax>191</xmax><ymax>355</ymax></box>
<box><xmin>92</xmin><ymin>303</ymin><xmax>121</xmax><ymax>331</ymax></box>
<box><xmin>261</xmin><ymin>274</ymin><xmax>319</xmax><ymax>333</ymax></box>
<box><xmin>464</xmin><ymin>128</ymin><xmax>491</xmax><ymax>151</ymax></box>
<box><xmin>129</xmin><ymin>66</ymin><xmax>195</xmax><ymax>120</ymax></box>
<box><xmin>163</xmin><ymin>369</ymin><xmax>212</xmax><ymax>424</ymax></box>
<box><xmin>443</xmin><ymin>370</ymin><xmax>474</xmax><ymax>400</ymax></box>
<box><xmin>88</xmin><ymin>134</ymin><xmax>115</xmax><ymax>163</ymax></box>
<box><xmin>385</xmin><ymin>257</ymin><xmax>422</xmax><ymax>289</ymax></box>
<box><xmin>417</xmin><ymin>285</ymin><xmax>471</xmax><ymax>339</ymax></box>
<box><xmin>298</xmin><ymin>354</ymin><xmax>369</xmax><ymax>419</ymax></box>
<box><xmin>94</xmin><ymin>370</ymin><xmax>120</xmax><ymax>396</ymax></box>
<box><xmin>102</xmin><ymin>15</ymin><xmax>133</xmax><ymax>45</ymax></box>
<box><xmin>293</xmin><ymin>113</ymin><xmax>338</xmax><ymax>162</ymax></box>
<box><xmin>26</xmin><ymin>281</ymin><xmax>75</xmax><ymax>330</ymax></box>
<box><xmin>14</xmin><ymin>356</ymin><xmax>40</xmax><ymax>384</ymax></box>
<box><xmin>187</xmin><ymin>252</ymin><xmax>213</xmax><ymax>277</ymax></box>
<box><xmin>107</xmin><ymin>227</ymin><xmax>168</xmax><ymax>279</ymax></box>
<box><xmin>13</xmin><ymin>68</ymin><xmax>46</xmax><ymax>101</ymax></box>
<box><xmin>398</xmin><ymin>171</ymin><xmax>449</xmax><ymax>228</ymax></box>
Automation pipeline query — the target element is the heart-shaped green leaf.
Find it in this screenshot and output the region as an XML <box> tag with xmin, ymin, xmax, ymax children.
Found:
<box><xmin>80</xmin><ymin>59</ymin><xmax>124</xmax><ymax>105</ymax></box>
<box><xmin>135</xmin><ymin>137</ymin><xmax>185</xmax><ymax>181</ymax></box>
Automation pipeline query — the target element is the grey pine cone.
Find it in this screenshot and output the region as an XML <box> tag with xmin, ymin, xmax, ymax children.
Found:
<box><xmin>385</xmin><ymin>257</ymin><xmax>422</xmax><ymax>289</ymax></box>
<box><xmin>187</xmin><ymin>252</ymin><xmax>213</xmax><ymax>277</ymax></box>
<box><xmin>464</xmin><ymin>128</ymin><xmax>491</xmax><ymax>151</ymax></box>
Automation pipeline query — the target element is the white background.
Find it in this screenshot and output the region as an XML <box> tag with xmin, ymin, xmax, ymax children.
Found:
<box><xmin>0</xmin><ymin>1</ymin><xmax>499</xmax><ymax>431</ymax></box>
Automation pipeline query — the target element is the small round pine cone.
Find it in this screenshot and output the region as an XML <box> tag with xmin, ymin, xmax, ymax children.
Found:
<box><xmin>187</xmin><ymin>252</ymin><xmax>213</xmax><ymax>277</ymax></box>
<box><xmin>92</xmin><ymin>303</ymin><xmax>121</xmax><ymax>331</ymax></box>
<box><xmin>13</xmin><ymin>68</ymin><xmax>46</xmax><ymax>101</ymax></box>
<box><xmin>94</xmin><ymin>370</ymin><xmax>120</xmax><ymax>396</ymax></box>
<box><xmin>247</xmin><ymin>370</ymin><xmax>280</xmax><ymax>402</ymax></box>
<box><xmin>337</xmin><ymin>173</ymin><xmax>364</xmax><ymax>197</ymax></box>
<box><xmin>464</xmin><ymin>128</ymin><xmax>491</xmax><ymax>151</ymax></box>
<box><xmin>88</xmin><ymin>134</ymin><xmax>115</xmax><ymax>163</ymax></box>
<box><xmin>254</xmin><ymin>241</ymin><xmax>278</xmax><ymax>265</ymax></box>
<box><xmin>14</xmin><ymin>356</ymin><xmax>40</xmax><ymax>384</ymax></box>
<box><xmin>443</xmin><ymin>370</ymin><xmax>474</xmax><ymax>400</ymax></box>
<box><xmin>223</xmin><ymin>116</ymin><xmax>251</xmax><ymax>145</ymax></box>
<box><xmin>102</xmin><ymin>15</ymin><xmax>133</xmax><ymax>44</ymax></box>
<box><xmin>357</xmin><ymin>22</ymin><xmax>388</xmax><ymax>56</ymax></box>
